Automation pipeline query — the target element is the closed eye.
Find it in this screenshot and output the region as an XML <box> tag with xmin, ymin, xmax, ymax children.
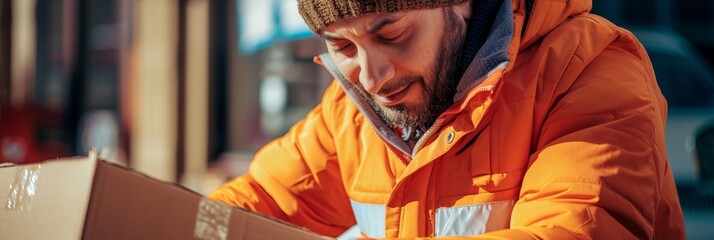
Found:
<box><xmin>327</xmin><ymin>40</ymin><xmax>356</xmax><ymax>56</ymax></box>
<box><xmin>377</xmin><ymin>27</ymin><xmax>410</xmax><ymax>43</ymax></box>
<box><xmin>331</xmin><ymin>41</ymin><xmax>353</xmax><ymax>52</ymax></box>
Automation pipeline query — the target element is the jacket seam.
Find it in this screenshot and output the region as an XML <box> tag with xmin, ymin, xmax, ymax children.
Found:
<box><xmin>548</xmin><ymin>110</ymin><xmax>658</xmax><ymax>144</ymax></box>
<box><xmin>538</xmin><ymin>32</ymin><xmax>593</xmax><ymax>128</ymax></box>
<box><xmin>538</xmin><ymin>0</ymin><xmax>587</xmax><ymax>15</ymax></box>
<box><xmin>647</xmin><ymin>148</ymin><xmax>659</xmax><ymax>222</ymax></box>
<box><xmin>440</xmin><ymin>167</ymin><xmax>527</xmax><ymax>181</ymax></box>
<box><xmin>398</xmin><ymin>181</ymin><xmax>408</xmax><ymax>238</ymax></box>
<box><xmin>567</xmin><ymin>0</ymin><xmax>587</xmax><ymax>14</ymax></box>
<box><xmin>348</xmin><ymin>199</ymin><xmax>385</xmax><ymax>206</ymax></box>
<box><xmin>427</xmin><ymin>160</ymin><xmax>441</xmax><ymax>237</ymax></box>
<box><xmin>543</xmin><ymin>180</ymin><xmax>655</xmax><ymax>225</ymax></box>
<box><xmin>541</xmin><ymin>111</ymin><xmax>658</xmax><ymax>144</ymax></box>
<box><xmin>498</xmin><ymin>95</ymin><xmax>536</xmax><ymax>108</ymax></box>
<box><xmin>348</xmin><ymin>189</ymin><xmax>392</xmax><ymax>195</ymax></box>
<box><xmin>455</xmin><ymin>122</ymin><xmax>490</xmax><ymax>156</ymax></box>
<box><xmin>434</xmin><ymin>198</ymin><xmax>516</xmax><ymax>211</ymax></box>
<box><xmin>543</xmin><ymin>111</ymin><xmax>618</xmax><ymax>124</ymax></box>
<box><xmin>440</xmin><ymin>184</ymin><xmax>522</xmax><ymax>200</ymax></box>
<box><xmin>570</xmin><ymin>212</ymin><xmax>595</xmax><ymax>240</ymax></box>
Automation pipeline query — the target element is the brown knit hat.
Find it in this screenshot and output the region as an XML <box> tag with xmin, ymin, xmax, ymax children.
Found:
<box><xmin>298</xmin><ymin>0</ymin><xmax>470</xmax><ymax>33</ymax></box>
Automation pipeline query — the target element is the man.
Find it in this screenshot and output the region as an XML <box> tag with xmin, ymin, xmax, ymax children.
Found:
<box><xmin>210</xmin><ymin>0</ymin><xmax>686</xmax><ymax>238</ymax></box>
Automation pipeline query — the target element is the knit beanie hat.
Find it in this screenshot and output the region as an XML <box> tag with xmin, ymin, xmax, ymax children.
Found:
<box><xmin>298</xmin><ymin>0</ymin><xmax>470</xmax><ymax>33</ymax></box>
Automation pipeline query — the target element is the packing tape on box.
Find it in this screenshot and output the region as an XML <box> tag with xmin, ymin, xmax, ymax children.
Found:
<box><xmin>6</xmin><ymin>165</ymin><xmax>41</xmax><ymax>210</ymax></box>
<box><xmin>194</xmin><ymin>198</ymin><xmax>232</xmax><ymax>240</ymax></box>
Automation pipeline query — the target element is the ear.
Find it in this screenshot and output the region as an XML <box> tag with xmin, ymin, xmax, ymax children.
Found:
<box><xmin>451</xmin><ymin>0</ymin><xmax>472</xmax><ymax>22</ymax></box>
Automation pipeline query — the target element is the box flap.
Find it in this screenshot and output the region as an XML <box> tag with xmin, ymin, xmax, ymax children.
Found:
<box><xmin>227</xmin><ymin>206</ymin><xmax>333</xmax><ymax>240</ymax></box>
<box><xmin>0</xmin><ymin>157</ymin><xmax>98</xmax><ymax>240</ymax></box>
<box><xmin>1</xmin><ymin>156</ymin><xmax>333</xmax><ymax>240</ymax></box>
<box><xmin>83</xmin><ymin>160</ymin><xmax>202</xmax><ymax>239</ymax></box>
<box><xmin>83</xmin><ymin>160</ymin><xmax>331</xmax><ymax>240</ymax></box>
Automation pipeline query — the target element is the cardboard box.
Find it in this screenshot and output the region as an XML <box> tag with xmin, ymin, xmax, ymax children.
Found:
<box><xmin>0</xmin><ymin>155</ymin><xmax>330</xmax><ymax>240</ymax></box>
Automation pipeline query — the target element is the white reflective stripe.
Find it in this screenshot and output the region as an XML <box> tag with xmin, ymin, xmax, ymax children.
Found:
<box><xmin>336</xmin><ymin>225</ymin><xmax>362</xmax><ymax>240</ymax></box>
<box><xmin>435</xmin><ymin>199</ymin><xmax>515</xmax><ymax>237</ymax></box>
<box><xmin>350</xmin><ymin>200</ymin><xmax>386</xmax><ymax>238</ymax></box>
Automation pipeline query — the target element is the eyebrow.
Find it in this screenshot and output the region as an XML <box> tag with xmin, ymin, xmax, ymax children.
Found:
<box><xmin>321</xmin><ymin>33</ymin><xmax>343</xmax><ymax>41</ymax></box>
<box><xmin>367</xmin><ymin>15</ymin><xmax>404</xmax><ymax>34</ymax></box>
<box><xmin>321</xmin><ymin>14</ymin><xmax>405</xmax><ymax>41</ymax></box>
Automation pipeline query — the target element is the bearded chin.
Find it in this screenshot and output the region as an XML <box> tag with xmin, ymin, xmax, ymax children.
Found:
<box><xmin>375</xmin><ymin>79</ymin><xmax>432</xmax><ymax>129</ymax></box>
<box><xmin>377</xmin><ymin>55</ymin><xmax>461</xmax><ymax>131</ymax></box>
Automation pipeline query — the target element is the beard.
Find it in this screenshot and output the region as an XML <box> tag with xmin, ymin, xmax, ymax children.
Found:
<box><xmin>362</xmin><ymin>8</ymin><xmax>466</xmax><ymax>131</ymax></box>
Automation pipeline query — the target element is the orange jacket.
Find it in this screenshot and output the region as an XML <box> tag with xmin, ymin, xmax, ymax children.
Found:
<box><xmin>209</xmin><ymin>0</ymin><xmax>685</xmax><ymax>238</ymax></box>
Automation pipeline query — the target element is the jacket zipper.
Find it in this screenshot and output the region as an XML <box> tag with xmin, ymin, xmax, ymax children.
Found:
<box><xmin>412</xmin><ymin>85</ymin><xmax>495</xmax><ymax>155</ymax></box>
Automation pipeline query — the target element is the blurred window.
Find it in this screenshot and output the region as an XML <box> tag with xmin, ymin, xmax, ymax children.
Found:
<box><xmin>696</xmin><ymin>123</ymin><xmax>714</xmax><ymax>180</ymax></box>
<box><xmin>622</xmin><ymin>2</ymin><xmax>656</xmax><ymax>25</ymax></box>
<box><xmin>675</xmin><ymin>0</ymin><xmax>714</xmax><ymax>22</ymax></box>
<box><xmin>650</xmin><ymin>54</ymin><xmax>714</xmax><ymax>107</ymax></box>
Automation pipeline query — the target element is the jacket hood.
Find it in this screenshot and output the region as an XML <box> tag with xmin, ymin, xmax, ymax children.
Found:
<box><xmin>517</xmin><ymin>0</ymin><xmax>592</xmax><ymax>50</ymax></box>
<box><xmin>448</xmin><ymin>0</ymin><xmax>595</xmax><ymax>107</ymax></box>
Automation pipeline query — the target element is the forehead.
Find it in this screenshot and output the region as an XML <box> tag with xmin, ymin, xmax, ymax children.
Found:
<box><xmin>321</xmin><ymin>11</ymin><xmax>416</xmax><ymax>37</ymax></box>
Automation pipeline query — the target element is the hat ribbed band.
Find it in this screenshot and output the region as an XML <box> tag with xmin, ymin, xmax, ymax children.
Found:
<box><xmin>298</xmin><ymin>0</ymin><xmax>470</xmax><ymax>33</ymax></box>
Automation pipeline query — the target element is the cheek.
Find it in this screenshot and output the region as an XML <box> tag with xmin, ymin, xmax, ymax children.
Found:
<box><xmin>332</xmin><ymin>55</ymin><xmax>361</xmax><ymax>84</ymax></box>
<box><xmin>389</xmin><ymin>30</ymin><xmax>439</xmax><ymax>77</ymax></box>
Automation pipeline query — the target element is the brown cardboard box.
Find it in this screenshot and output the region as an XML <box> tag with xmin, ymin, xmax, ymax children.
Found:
<box><xmin>0</xmin><ymin>155</ymin><xmax>331</xmax><ymax>240</ymax></box>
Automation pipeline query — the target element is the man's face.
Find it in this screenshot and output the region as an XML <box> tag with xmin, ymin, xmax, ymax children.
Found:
<box><xmin>322</xmin><ymin>6</ymin><xmax>469</xmax><ymax>130</ymax></box>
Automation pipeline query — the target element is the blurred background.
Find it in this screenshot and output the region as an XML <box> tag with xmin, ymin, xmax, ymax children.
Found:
<box><xmin>0</xmin><ymin>0</ymin><xmax>713</xmax><ymax>238</ymax></box>
<box><xmin>0</xmin><ymin>0</ymin><xmax>334</xmax><ymax>192</ymax></box>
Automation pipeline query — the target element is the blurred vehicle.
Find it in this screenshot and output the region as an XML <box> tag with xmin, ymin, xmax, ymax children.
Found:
<box><xmin>631</xmin><ymin>26</ymin><xmax>714</xmax><ymax>239</ymax></box>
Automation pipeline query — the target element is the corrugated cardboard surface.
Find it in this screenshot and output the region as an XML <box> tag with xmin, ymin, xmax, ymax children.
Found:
<box><xmin>82</xmin><ymin>159</ymin><xmax>203</xmax><ymax>239</ymax></box>
<box><xmin>0</xmin><ymin>157</ymin><xmax>332</xmax><ymax>240</ymax></box>
<box><xmin>228</xmin><ymin>206</ymin><xmax>333</xmax><ymax>239</ymax></box>
<box><xmin>0</xmin><ymin>157</ymin><xmax>96</xmax><ymax>239</ymax></box>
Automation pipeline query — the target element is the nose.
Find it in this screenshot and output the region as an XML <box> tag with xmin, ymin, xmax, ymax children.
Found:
<box><xmin>357</xmin><ymin>48</ymin><xmax>395</xmax><ymax>94</ymax></box>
